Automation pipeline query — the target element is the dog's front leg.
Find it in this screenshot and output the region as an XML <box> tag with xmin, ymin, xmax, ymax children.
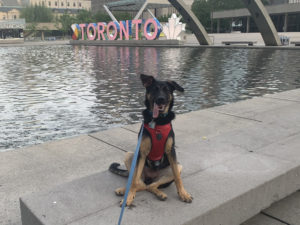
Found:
<box><xmin>121</xmin><ymin>136</ymin><xmax>151</xmax><ymax>206</ymax></box>
<box><xmin>165</xmin><ymin>137</ymin><xmax>192</xmax><ymax>203</ymax></box>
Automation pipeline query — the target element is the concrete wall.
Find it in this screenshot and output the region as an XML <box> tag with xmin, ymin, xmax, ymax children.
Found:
<box><xmin>185</xmin><ymin>31</ymin><xmax>300</xmax><ymax>45</ymax></box>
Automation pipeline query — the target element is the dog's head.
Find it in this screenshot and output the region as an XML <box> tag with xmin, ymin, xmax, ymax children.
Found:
<box><xmin>140</xmin><ymin>74</ymin><xmax>184</xmax><ymax>119</ymax></box>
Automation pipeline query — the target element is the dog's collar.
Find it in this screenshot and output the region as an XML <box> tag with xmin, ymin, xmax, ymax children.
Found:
<box><xmin>147</xmin><ymin>110</ymin><xmax>168</xmax><ymax>118</ymax></box>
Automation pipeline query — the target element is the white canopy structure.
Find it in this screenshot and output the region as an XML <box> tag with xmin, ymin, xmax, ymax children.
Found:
<box><xmin>104</xmin><ymin>0</ymin><xmax>171</xmax><ymax>22</ymax></box>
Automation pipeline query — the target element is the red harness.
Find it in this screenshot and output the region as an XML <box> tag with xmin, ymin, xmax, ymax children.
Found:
<box><xmin>144</xmin><ymin>123</ymin><xmax>172</xmax><ymax>161</ymax></box>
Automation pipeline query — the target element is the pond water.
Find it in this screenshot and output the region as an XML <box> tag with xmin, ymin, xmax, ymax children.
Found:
<box><xmin>0</xmin><ymin>45</ymin><xmax>299</xmax><ymax>151</ymax></box>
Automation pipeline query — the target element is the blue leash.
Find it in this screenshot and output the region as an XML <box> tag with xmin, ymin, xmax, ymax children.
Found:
<box><xmin>118</xmin><ymin>122</ymin><xmax>144</xmax><ymax>225</ymax></box>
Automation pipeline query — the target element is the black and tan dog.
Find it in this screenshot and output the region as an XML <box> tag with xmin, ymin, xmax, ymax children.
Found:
<box><xmin>109</xmin><ymin>74</ymin><xmax>192</xmax><ymax>206</ymax></box>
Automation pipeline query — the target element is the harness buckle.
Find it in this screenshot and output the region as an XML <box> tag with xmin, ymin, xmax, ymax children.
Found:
<box><xmin>149</xmin><ymin>120</ymin><xmax>156</xmax><ymax>129</ymax></box>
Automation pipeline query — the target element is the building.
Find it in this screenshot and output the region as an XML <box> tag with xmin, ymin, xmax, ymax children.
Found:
<box><xmin>269</xmin><ymin>0</ymin><xmax>300</xmax><ymax>4</ymax></box>
<box><xmin>0</xmin><ymin>0</ymin><xmax>22</xmax><ymax>20</ymax></box>
<box><xmin>0</xmin><ymin>0</ymin><xmax>92</xmax><ymax>20</ymax></box>
<box><xmin>0</xmin><ymin>0</ymin><xmax>24</xmax><ymax>42</ymax></box>
<box><xmin>27</xmin><ymin>0</ymin><xmax>91</xmax><ymax>11</ymax></box>
<box><xmin>0</xmin><ymin>7</ymin><xmax>20</xmax><ymax>20</ymax></box>
<box><xmin>0</xmin><ymin>18</ymin><xmax>25</xmax><ymax>41</ymax></box>
<box><xmin>212</xmin><ymin>0</ymin><xmax>300</xmax><ymax>33</ymax></box>
<box><xmin>19</xmin><ymin>0</ymin><xmax>91</xmax><ymax>17</ymax></box>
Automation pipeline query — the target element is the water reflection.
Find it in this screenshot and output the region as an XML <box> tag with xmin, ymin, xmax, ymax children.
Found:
<box><xmin>0</xmin><ymin>45</ymin><xmax>299</xmax><ymax>151</ymax></box>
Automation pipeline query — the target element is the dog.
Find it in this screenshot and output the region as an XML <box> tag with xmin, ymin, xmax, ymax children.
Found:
<box><xmin>109</xmin><ymin>74</ymin><xmax>192</xmax><ymax>206</ymax></box>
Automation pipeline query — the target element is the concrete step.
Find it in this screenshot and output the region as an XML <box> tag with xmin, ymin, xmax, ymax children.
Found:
<box><xmin>242</xmin><ymin>191</ymin><xmax>300</xmax><ymax>225</ymax></box>
<box><xmin>19</xmin><ymin>89</ymin><xmax>300</xmax><ymax>225</ymax></box>
<box><xmin>262</xmin><ymin>190</ymin><xmax>300</xmax><ymax>225</ymax></box>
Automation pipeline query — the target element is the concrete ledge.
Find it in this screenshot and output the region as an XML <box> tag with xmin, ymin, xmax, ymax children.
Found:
<box><xmin>20</xmin><ymin>154</ymin><xmax>300</xmax><ymax>225</ymax></box>
<box><xmin>70</xmin><ymin>39</ymin><xmax>184</xmax><ymax>47</ymax></box>
<box><xmin>19</xmin><ymin>89</ymin><xmax>300</xmax><ymax>225</ymax></box>
<box><xmin>0</xmin><ymin>38</ymin><xmax>24</xmax><ymax>44</ymax></box>
<box><xmin>222</xmin><ymin>41</ymin><xmax>257</xmax><ymax>46</ymax></box>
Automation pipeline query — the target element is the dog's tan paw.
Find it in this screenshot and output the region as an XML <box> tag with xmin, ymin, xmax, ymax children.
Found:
<box><xmin>115</xmin><ymin>187</ymin><xmax>125</xmax><ymax>196</ymax></box>
<box><xmin>148</xmin><ymin>187</ymin><xmax>168</xmax><ymax>201</ymax></box>
<box><xmin>157</xmin><ymin>192</ymin><xmax>168</xmax><ymax>201</ymax></box>
<box><xmin>126</xmin><ymin>192</ymin><xmax>136</xmax><ymax>206</ymax></box>
<box><xmin>119</xmin><ymin>191</ymin><xmax>136</xmax><ymax>206</ymax></box>
<box><xmin>178</xmin><ymin>190</ymin><xmax>193</xmax><ymax>203</ymax></box>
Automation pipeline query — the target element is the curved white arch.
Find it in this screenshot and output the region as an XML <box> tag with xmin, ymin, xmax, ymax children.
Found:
<box><xmin>168</xmin><ymin>0</ymin><xmax>212</xmax><ymax>45</ymax></box>
<box><xmin>169</xmin><ymin>0</ymin><xmax>281</xmax><ymax>46</ymax></box>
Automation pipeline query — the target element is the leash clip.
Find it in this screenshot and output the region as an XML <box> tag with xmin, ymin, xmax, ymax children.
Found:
<box><xmin>149</xmin><ymin>120</ymin><xmax>156</xmax><ymax>129</ymax></box>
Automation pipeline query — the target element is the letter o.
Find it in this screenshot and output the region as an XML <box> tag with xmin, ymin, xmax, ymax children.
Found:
<box><xmin>107</xmin><ymin>22</ymin><xmax>118</xmax><ymax>40</ymax></box>
<box><xmin>144</xmin><ymin>19</ymin><xmax>158</xmax><ymax>40</ymax></box>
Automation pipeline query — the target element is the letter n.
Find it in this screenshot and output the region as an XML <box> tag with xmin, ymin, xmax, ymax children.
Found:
<box><xmin>120</xmin><ymin>20</ymin><xmax>130</xmax><ymax>40</ymax></box>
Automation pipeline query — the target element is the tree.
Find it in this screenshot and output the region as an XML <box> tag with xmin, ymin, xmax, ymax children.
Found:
<box><xmin>58</xmin><ymin>13</ymin><xmax>75</xmax><ymax>37</ymax></box>
<box><xmin>114</xmin><ymin>12</ymin><xmax>132</xmax><ymax>21</ymax></box>
<box><xmin>20</xmin><ymin>5</ymin><xmax>53</xmax><ymax>23</ymax></box>
<box><xmin>192</xmin><ymin>0</ymin><xmax>211</xmax><ymax>30</ymax></box>
<box><xmin>94</xmin><ymin>11</ymin><xmax>111</xmax><ymax>23</ymax></box>
<box><xmin>24</xmin><ymin>22</ymin><xmax>37</xmax><ymax>37</ymax></box>
<box><xmin>93</xmin><ymin>11</ymin><xmax>132</xmax><ymax>23</ymax></box>
<box><xmin>75</xmin><ymin>10</ymin><xmax>94</xmax><ymax>24</ymax></box>
<box><xmin>157</xmin><ymin>14</ymin><xmax>171</xmax><ymax>23</ymax></box>
<box><xmin>209</xmin><ymin>0</ymin><xmax>244</xmax><ymax>11</ymax></box>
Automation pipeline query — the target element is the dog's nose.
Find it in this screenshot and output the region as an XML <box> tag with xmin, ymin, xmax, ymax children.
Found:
<box><xmin>156</xmin><ymin>97</ymin><xmax>166</xmax><ymax>105</ymax></box>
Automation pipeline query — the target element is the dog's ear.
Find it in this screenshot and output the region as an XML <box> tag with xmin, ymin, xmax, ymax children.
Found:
<box><xmin>167</xmin><ymin>81</ymin><xmax>184</xmax><ymax>92</ymax></box>
<box><xmin>140</xmin><ymin>74</ymin><xmax>155</xmax><ymax>88</ymax></box>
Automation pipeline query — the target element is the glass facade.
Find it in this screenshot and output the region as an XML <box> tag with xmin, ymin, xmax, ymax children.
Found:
<box><xmin>0</xmin><ymin>19</ymin><xmax>25</xmax><ymax>39</ymax></box>
<box><xmin>213</xmin><ymin>2</ymin><xmax>300</xmax><ymax>33</ymax></box>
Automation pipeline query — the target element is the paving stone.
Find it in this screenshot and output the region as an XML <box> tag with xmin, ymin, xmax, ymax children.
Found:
<box><xmin>1</xmin><ymin>135</ymin><xmax>125</xmax><ymax>225</ymax></box>
<box><xmin>20</xmin><ymin>151</ymin><xmax>300</xmax><ymax>225</ymax></box>
<box><xmin>263</xmin><ymin>191</ymin><xmax>300</xmax><ymax>225</ymax></box>
<box><xmin>89</xmin><ymin>127</ymin><xmax>138</xmax><ymax>152</ymax></box>
<box><xmin>259</xmin><ymin>133</ymin><xmax>300</xmax><ymax>163</ymax></box>
<box><xmin>264</xmin><ymin>89</ymin><xmax>300</xmax><ymax>102</ymax></box>
<box><xmin>210</xmin><ymin>97</ymin><xmax>293</xmax><ymax>120</ymax></box>
<box><xmin>122</xmin><ymin>123</ymin><xmax>141</xmax><ymax>133</ymax></box>
<box><xmin>241</xmin><ymin>213</ymin><xmax>286</xmax><ymax>225</ymax></box>
<box><xmin>173</xmin><ymin>110</ymin><xmax>257</xmax><ymax>139</ymax></box>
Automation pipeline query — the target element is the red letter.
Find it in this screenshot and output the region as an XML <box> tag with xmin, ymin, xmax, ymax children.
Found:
<box><xmin>97</xmin><ymin>22</ymin><xmax>105</xmax><ymax>40</ymax></box>
<box><xmin>132</xmin><ymin>19</ymin><xmax>142</xmax><ymax>40</ymax></box>
<box><xmin>79</xmin><ymin>24</ymin><xmax>86</xmax><ymax>40</ymax></box>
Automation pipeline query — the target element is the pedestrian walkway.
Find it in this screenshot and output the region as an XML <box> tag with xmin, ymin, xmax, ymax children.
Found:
<box><xmin>1</xmin><ymin>89</ymin><xmax>299</xmax><ymax>225</ymax></box>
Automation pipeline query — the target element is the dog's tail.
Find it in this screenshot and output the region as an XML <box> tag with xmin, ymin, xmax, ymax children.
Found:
<box><xmin>109</xmin><ymin>163</ymin><xmax>129</xmax><ymax>177</ymax></box>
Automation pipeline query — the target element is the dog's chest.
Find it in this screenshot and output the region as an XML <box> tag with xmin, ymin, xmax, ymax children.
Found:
<box><xmin>144</xmin><ymin>123</ymin><xmax>172</xmax><ymax>161</ymax></box>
